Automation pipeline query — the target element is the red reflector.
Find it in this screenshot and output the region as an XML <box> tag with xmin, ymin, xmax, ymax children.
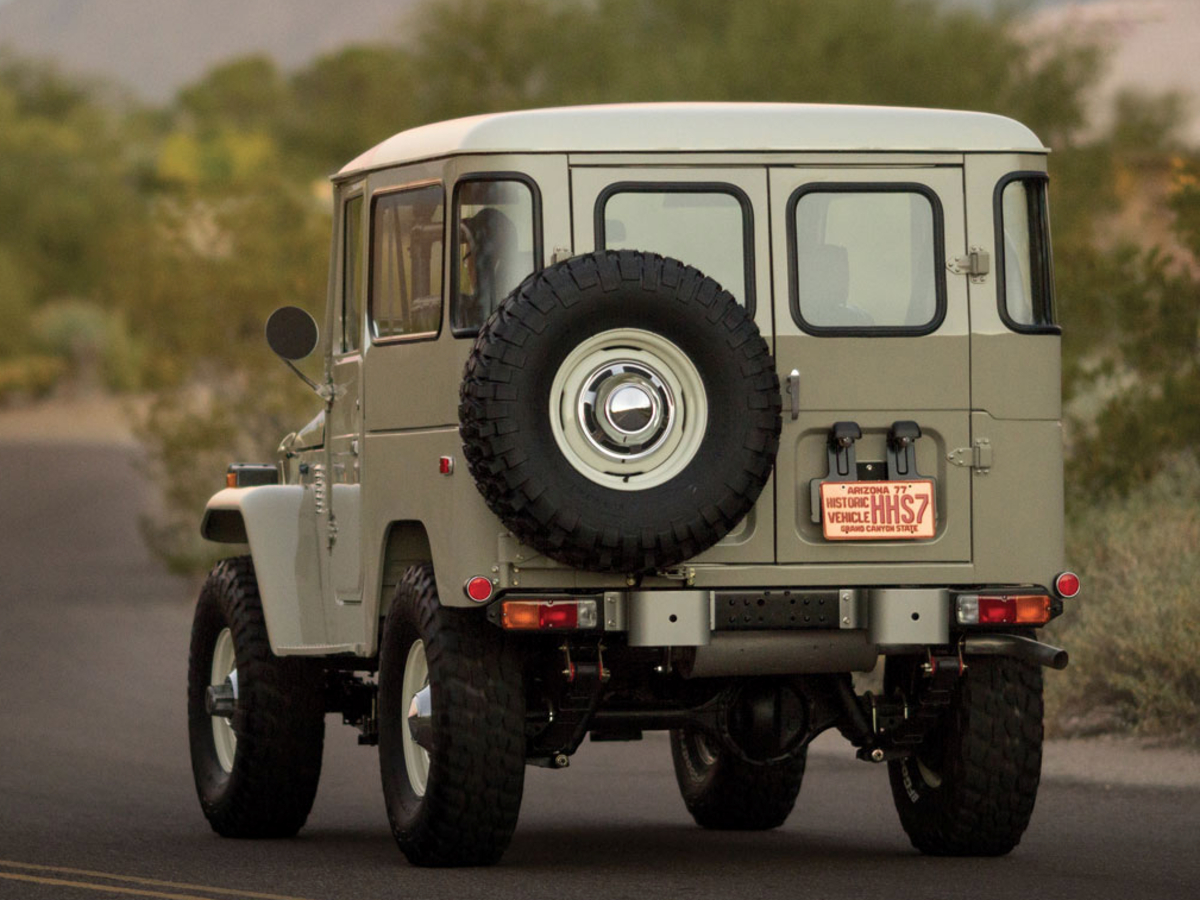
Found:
<box><xmin>464</xmin><ymin>576</ymin><xmax>494</xmax><ymax>603</ymax></box>
<box><xmin>438</xmin><ymin>456</ymin><xmax>454</xmax><ymax>475</ymax></box>
<box><xmin>977</xmin><ymin>596</ymin><xmax>1015</xmax><ymax>624</ymax></box>
<box><xmin>1055</xmin><ymin>571</ymin><xmax>1080</xmax><ymax>598</ymax></box>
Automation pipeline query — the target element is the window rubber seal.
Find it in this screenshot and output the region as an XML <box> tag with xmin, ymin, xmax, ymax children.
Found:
<box><xmin>367</xmin><ymin>180</ymin><xmax>445</xmax><ymax>346</ymax></box>
<box><xmin>786</xmin><ymin>182</ymin><xmax>947</xmax><ymax>338</ymax></box>
<box><xmin>993</xmin><ymin>170</ymin><xmax>1061</xmax><ymax>336</ymax></box>
<box><xmin>593</xmin><ymin>180</ymin><xmax>757</xmax><ymax>317</ymax></box>
<box><xmin>450</xmin><ymin>171</ymin><xmax>545</xmax><ymax>340</ymax></box>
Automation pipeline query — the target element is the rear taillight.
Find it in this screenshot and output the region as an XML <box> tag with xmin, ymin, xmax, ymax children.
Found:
<box><xmin>500</xmin><ymin>599</ymin><xmax>598</xmax><ymax>631</ymax></box>
<box><xmin>1055</xmin><ymin>571</ymin><xmax>1081</xmax><ymax>599</ymax></box>
<box><xmin>957</xmin><ymin>594</ymin><xmax>1051</xmax><ymax>626</ymax></box>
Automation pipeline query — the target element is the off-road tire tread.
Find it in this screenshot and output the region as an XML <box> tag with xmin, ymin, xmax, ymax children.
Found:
<box><xmin>379</xmin><ymin>565</ymin><xmax>525</xmax><ymax>867</ymax></box>
<box><xmin>460</xmin><ymin>249</ymin><xmax>781</xmax><ymax>573</ymax></box>
<box><xmin>187</xmin><ymin>556</ymin><xmax>325</xmax><ymax>838</ymax></box>
<box><xmin>670</xmin><ymin>728</ymin><xmax>806</xmax><ymax>830</ymax></box>
<box><xmin>887</xmin><ymin>655</ymin><xmax>1043</xmax><ymax>856</ymax></box>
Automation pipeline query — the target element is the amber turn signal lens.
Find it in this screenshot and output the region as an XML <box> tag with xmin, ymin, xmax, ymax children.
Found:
<box><xmin>1014</xmin><ymin>594</ymin><xmax>1052</xmax><ymax>625</ymax></box>
<box><xmin>226</xmin><ymin>472</ymin><xmax>238</xmax><ymax>488</ymax></box>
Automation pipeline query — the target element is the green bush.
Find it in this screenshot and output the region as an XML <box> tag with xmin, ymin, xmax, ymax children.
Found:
<box><xmin>0</xmin><ymin>354</ymin><xmax>68</xmax><ymax>402</ymax></box>
<box><xmin>1047</xmin><ymin>457</ymin><xmax>1200</xmax><ymax>742</ymax></box>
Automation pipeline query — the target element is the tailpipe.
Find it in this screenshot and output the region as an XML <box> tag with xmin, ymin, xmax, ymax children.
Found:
<box><xmin>962</xmin><ymin>633</ymin><xmax>1069</xmax><ymax>670</ymax></box>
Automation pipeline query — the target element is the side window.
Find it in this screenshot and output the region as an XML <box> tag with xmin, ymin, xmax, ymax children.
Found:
<box><xmin>597</xmin><ymin>185</ymin><xmax>754</xmax><ymax>310</ymax></box>
<box><xmin>790</xmin><ymin>186</ymin><xmax>944</xmax><ymax>334</ymax></box>
<box><xmin>996</xmin><ymin>174</ymin><xmax>1056</xmax><ymax>331</ymax></box>
<box><xmin>341</xmin><ymin>194</ymin><xmax>363</xmax><ymax>353</ymax></box>
<box><xmin>452</xmin><ymin>178</ymin><xmax>539</xmax><ymax>335</ymax></box>
<box><xmin>369</xmin><ymin>184</ymin><xmax>444</xmax><ymax>341</ymax></box>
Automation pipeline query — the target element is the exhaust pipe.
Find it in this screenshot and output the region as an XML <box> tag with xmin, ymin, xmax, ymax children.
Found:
<box><xmin>963</xmin><ymin>633</ymin><xmax>1069</xmax><ymax>670</ymax></box>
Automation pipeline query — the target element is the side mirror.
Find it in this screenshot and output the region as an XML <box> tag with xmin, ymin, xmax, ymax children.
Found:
<box><xmin>265</xmin><ymin>306</ymin><xmax>330</xmax><ymax>401</ymax></box>
<box><xmin>265</xmin><ymin>306</ymin><xmax>319</xmax><ymax>361</ymax></box>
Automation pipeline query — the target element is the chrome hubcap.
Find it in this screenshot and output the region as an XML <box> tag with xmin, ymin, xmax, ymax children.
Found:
<box><xmin>581</xmin><ymin>363</ymin><xmax>672</xmax><ymax>459</ymax></box>
<box><xmin>550</xmin><ymin>328</ymin><xmax>708</xmax><ymax>491</ymax></box>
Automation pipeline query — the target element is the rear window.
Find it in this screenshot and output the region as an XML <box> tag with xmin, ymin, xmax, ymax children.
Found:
<box><xmin>451</xmin><ymin>176</ymin><xmax>540</xmax><ymax>336</ymax></box>
<box><xmin>789</xmin><ymin>185</ymin><xmax>945</xmax><ymax>335</ymax></box>
<box><xmin>596</xmin><ymin>184</ymin><xmax>754</xmax><ymax>310</ymax></box>
<box><xmin>369</xmin><ymin>183</ymin><xmax>444</xmax><ymax>342</ymax></box>
<box><xmin>996</xmin><ymin>174</ymin><xmax>1056</xmax><ymax>332</ymax></box>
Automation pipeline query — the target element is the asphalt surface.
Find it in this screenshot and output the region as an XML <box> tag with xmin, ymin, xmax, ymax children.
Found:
<box><xmin>2</xmin><ymin>438</ymin><xmax>1200</xmax><ymax>900</ymax></box>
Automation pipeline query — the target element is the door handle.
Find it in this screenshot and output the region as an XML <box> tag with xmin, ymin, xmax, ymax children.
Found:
<box><xmin>786</xmin><ymin>369</ymin><xmax>800</xmax><ymax>420</ymax></box>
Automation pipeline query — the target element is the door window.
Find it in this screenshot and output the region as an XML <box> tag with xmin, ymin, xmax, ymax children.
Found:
<box><xmin>996</xmin><ymin>174</ymin><xmax>1056</xmax><ymax>331</ymax></box>
<box><xmin>596</xmin><ymin>184</ymin><xmax>754</xmax><ymax>309</ymax></box>
<box><xmin>790</xmin><ymin>185</ymin><xmax>944</xmax><ymax>334</ymax></box>
<box><xmin>452</xmin><ymin>177</ymin><xmax>540</xmax><ymax>335</ymax></box>
<box><xmin>369</xmin><ymin>184</ymin><xmax>444</xmax><ymax>341</ymax></box>
<box><xmin>341</xmin><ymin>195</ymin><xmax>363</xmax><ymax>352</ymax></box>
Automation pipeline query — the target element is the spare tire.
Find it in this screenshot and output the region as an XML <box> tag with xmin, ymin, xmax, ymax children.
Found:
<box><xmin>459</xmin><ymin>250</ymin><xmax>780</xmax><ymax>573</ymax></box>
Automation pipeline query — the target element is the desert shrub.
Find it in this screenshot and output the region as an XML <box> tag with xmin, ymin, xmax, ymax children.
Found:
<box><xmin>1046</xmin><ymin>457</ymin><xmax>1200</xmax><ymax>741</ymax></box>
<box><xmin>0</xmin><ymin>354</ymin><xmax>68</xmax><ymax>402</ymax></box>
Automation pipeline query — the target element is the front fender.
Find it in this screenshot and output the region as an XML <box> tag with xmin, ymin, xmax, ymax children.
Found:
<box><xmin>200</xmin><ymin>486</ymin><xmax>327</xmax><ymax>652</ymax></box>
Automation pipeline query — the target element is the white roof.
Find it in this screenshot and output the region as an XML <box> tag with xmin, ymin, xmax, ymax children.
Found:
<box><xmin>336</xmin><ymin>103</ymin><xmax>1045</xmax><ymax>179</ymax></box>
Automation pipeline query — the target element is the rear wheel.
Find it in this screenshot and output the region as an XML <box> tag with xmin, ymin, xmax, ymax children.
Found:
<box><xmin>886</xmin><ymin>653</ymin><xmax>1044</xmax><ymax>855</ymax></box>
<box><xmin>187</xmin><ymin>556</ymin><xmax>326</xmax><ymax>838</ymax></box>
<box><xmin>378</xmin><ymin>565</ymin><xmax>526</xmax><ymax>867</ymax></box>
<box><xmin>670</xmin><ymin>725</ymin><xmax>806</xmax><ymax>830</ymax></box>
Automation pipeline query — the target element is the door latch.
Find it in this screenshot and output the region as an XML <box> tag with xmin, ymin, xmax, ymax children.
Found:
<box><xmin>786</xmin><ymin>369</ymin><xmax>800</xmax><ymax>420</ymax></box>
<box><xmin>947</xmin><ymin>246</ymin><xmax>990</xmax><ymax>283</ymax></box>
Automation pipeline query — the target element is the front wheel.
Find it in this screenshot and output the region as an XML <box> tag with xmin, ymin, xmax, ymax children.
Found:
<box><xmin>378</xmin><ymin>565</ymin><xmax>526</xmax><ymax>867</ymax></box>
<box><xmin>886</xmin><ymin>653</ymin><xmax>1044</xmax><ymax>856</ymax></box>
<box><xmin>187</xmin><ymin>556</ymin><xmax>326</xmax><ymax>837</ymax></box>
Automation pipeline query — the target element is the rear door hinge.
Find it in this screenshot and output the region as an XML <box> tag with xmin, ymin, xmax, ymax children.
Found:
<box><xmin>948</xmin><ymin>439</ymin><xmax>992</xmax><ymax>472</ymax></box>
<box><xmin>947</xmin><ymin>246</ymin><xmax>990</xmax><ymax>283</ymax></box>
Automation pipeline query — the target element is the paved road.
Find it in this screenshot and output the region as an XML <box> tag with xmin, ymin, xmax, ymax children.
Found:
<box><xmin>2</xmin><ymin>440</ymin><xmax>1199</xmax><ymax>900</ymax></box>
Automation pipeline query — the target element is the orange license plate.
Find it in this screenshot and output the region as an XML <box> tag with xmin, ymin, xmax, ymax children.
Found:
<box><xmin>819</xmin><ymin>480</ymin><xmax>935</xmax><ymax>541</ymax></box>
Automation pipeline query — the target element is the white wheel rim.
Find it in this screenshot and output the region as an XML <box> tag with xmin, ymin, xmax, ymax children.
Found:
<box><xmin>210</xmin><ymin>628</ymin><xmax>237</xmax><ymax>774</ymax></box>
<box><xmin>693</xmin><ymin>732</ymin><xmax>720</xmax><ymax>767</ymax></box>
<box><xmin>917</xmin><ymin>758</ymin><xmax>943</xmax><ymax>789</ymax></box>
<box><xmin>402</xmin><ymin>640</ymin><xmax>432</xmax><ymax>797</ymax></box>
<box><xmin>549</xmin><ymin>328</ymin><xmax>708</xmax><ymax>491</ymax></box>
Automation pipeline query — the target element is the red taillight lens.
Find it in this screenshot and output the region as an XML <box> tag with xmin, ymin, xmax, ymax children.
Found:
<box><xmin>1055</xmin><ymin>571</ymin><xmax>1080</xmax><ymax>598</ymax></box>
<box><xmin>977</xmin><ymin>596</ymin><xmax>1014</xmax><ymax>624</ymax></box>
<box><xmin>464</xmin><ymin>576</ymin><xmax>494</xmax><ymax>603</ymax></box>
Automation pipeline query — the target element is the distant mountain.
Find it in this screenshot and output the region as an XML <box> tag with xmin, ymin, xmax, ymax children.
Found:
<box><xmin>0</xmin><ymin>0</ymin><xmax>420</xmax><ymax>102</ymax></box>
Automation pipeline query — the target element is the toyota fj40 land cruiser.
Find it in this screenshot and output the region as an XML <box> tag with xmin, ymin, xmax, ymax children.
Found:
<box><xmin>189</xmin><ymin>103</ymin><xmax>1078</xmax><ymax>867</ymax></box>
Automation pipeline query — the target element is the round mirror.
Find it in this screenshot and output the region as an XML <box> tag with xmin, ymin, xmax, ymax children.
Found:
<box><xmin>265</xmin><ymin>306</ymin><xmax>319</xmax><ymax>361</ymax></box>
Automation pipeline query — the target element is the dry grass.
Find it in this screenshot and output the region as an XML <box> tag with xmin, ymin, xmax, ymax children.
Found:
<box><xmin>1046</xmin><ymin>456</ymin><xmax>1200</xmax><ymax>743</ymax></box>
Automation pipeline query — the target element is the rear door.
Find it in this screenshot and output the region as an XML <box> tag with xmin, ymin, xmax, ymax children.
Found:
<box><xmin>570</xmin><ymin>166</ymin><xmax>774</xmax><ymax>563</ymax></box>
<box><xmin>769</xmin><ymin>167</ymin><xmax>972</xmax><ymax>564</ymax></box>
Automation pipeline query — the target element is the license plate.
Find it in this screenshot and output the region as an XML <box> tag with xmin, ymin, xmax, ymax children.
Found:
<box><xmin>819</xmin><ymin>480</ymin><xmax>936</xmax><ymax>541</ymax></box>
